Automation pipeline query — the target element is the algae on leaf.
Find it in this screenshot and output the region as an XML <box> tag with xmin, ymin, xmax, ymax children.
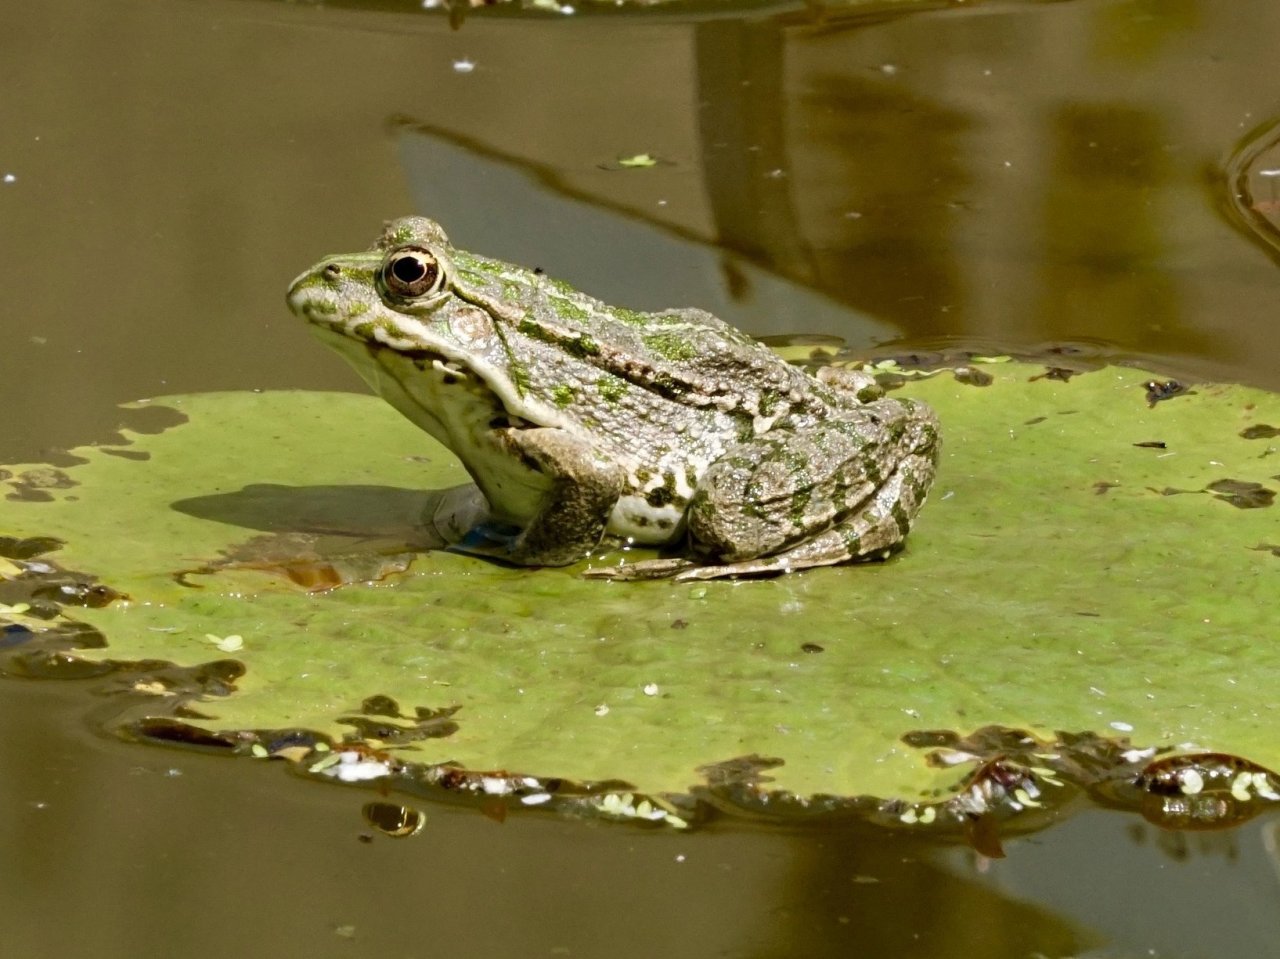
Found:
<box><xmin>0</xmin><ymin>364</ymin><xmax>1277</xmax><ymax>815</ymax></box>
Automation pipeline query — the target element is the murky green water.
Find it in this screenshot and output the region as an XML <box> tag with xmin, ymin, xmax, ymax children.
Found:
<box><xmin>4</xmin><ymin>0</ymin><xmax>1280</xmax><ymax>954</ymax></box>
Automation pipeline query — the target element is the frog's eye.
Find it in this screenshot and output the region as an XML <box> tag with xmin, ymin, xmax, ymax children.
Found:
<box><xmin>382</xmin><ymin>247</ymin><xmax>444</xmax><ymax>299</ymax></box>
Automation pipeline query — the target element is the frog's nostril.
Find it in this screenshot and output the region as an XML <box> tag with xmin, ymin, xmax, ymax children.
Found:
<box><xmin>323</xmin><ymin>263</ymin><xmax>342</xmax><ymax>279</ymax></box>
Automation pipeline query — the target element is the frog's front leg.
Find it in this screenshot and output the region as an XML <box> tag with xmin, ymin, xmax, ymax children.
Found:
<box><xmin>457</xmin><ymin>427</ymin><xmax>625</xmax><ymax>568</ymax></box>
<box><xmin>682</xmin><ymin>397</ymin><xmax>939</xmax><ymax>578</ymax></box>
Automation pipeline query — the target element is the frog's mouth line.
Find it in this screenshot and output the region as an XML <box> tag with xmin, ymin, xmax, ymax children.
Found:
<box><xmin>358</xmin><ymin>340</ymin><xmax>487</xmax><ymax>402</ymax></box>
<box><xmin>353</xmin><ymin>333</ymin><xmax>542</xmax><ymax>432</ymax></box>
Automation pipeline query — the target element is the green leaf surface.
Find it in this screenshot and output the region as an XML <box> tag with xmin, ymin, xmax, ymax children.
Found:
<box><xmin>2</xmin><ymin>364</ymin><xmax>1277</xmax><ymax>803</ymax></box>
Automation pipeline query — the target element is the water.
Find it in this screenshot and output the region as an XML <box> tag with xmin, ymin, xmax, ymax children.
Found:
<box><xmin>3</xmin><ymin>0</ymin><xmax>1280</xmax><ymax>954</ymax></box>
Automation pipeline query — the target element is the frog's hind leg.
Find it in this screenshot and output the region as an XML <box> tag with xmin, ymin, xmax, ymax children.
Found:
<box><xmin>672</xmin><ymin>441</ymin><xmax>935</xmax><ymax>582</ymax></box>
<box><xmin>671</xmin><ymin>513</ymin><xmax>899</xmax><ymax>581</ymax></box>
<box><xmin>583</xmin><ymin>470</ymin><xmax>922</xmax><ymax>581</ymax></box>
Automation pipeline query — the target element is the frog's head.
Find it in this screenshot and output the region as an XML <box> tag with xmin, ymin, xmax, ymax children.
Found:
<box><xmin>288</xmin><ymin>216</ymin><xmax>541</xmax><ymax>383</ymax></box>
<box><xmin>287</xmin><ymin>216</ymin><xmax>577</xmax><ymax>441</ymax></box>
<box><xmin>286</xmin><ymin>216</ymin><xmax>465</xmax><ymax>349</ymax></box>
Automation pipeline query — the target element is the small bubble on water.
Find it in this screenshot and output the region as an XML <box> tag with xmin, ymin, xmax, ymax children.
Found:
<box><xmin>453</xmin><ymin>58</ymin><xmax>476</xmax><ymax>74</ymax></box>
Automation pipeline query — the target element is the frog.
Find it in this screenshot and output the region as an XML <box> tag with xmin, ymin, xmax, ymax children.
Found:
<box><xmin>286</xmin><ymin>216</ymin><xmax>940</xmax><ymax>582</ymax></box>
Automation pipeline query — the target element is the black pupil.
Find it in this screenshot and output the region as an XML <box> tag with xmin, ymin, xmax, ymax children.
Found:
<box><xmin>392</xmin><ymin>255</ymin><xmax>428</xmax><ymax>285</ymax></box>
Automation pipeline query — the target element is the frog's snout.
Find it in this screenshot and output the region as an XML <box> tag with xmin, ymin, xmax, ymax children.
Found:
<box><xmin>285</xmin><ymin>267</ymin><xmax>342</xmax><ymax>322</ymax></box>
<box><xmin>285</xmin><ymin>270</ymin><xmax>312</xmax><ymax>316</ymax></box>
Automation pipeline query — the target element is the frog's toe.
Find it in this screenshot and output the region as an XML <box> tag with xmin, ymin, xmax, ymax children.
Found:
<box><xmin>673</xmin><ymin>525</ymin><xmax>904</xmax><ymax>582</ymax></box>
<box><xmin>672</xmin><ymin>559</ymin><xmax>791</xmax><ymax>581</ymax></box>
<box><xmin>582</xmin><ymin>557</ymin><xmax>697</xmax><ymax>581</ymax></box>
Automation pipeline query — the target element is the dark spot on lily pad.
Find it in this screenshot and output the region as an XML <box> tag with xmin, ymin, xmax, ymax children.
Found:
<box><xmin>338</xmin><ymin>714</ymin><xmax>459</xmax><ymax>744</ymax></box>
<box><xmin>1030</xmin><ymin>367</ymin><xmax>1077</xmax><ymax>382</ymax></box>
<box><xmin>338</xmin><ymin>703</ymin><xmax>461</xmax><ymax>745</ymax></box>
<box><xmin>360</xmin><ymin>694</ymin><xmax>402</xmax><ymax>717</ymax></box>
<box><xmin>1145</xmin><ymin>379</ymin><xmax>1194</xmax><ymax>407</ymax></box>
<box><xmin>901</xmin><ymin>729</ymin><xmax>961</xmax><ymax>749</ymax></box>
<box><xmin>696</xmin><ymin>754</ymin><xmax>783</xmax><ymax>787</ymax></box>
<box><xmin>5</xmin><ymin>468</ymin><xmax>78</xmax><ymax>502</ymax></box>
<box><xmin>100</xmin><ymin>448</ymin><xmax>151</xmax><ymax>461</ymax></box>
<box><xmin>1240</xmin><ymin>424</ymin><xmax>1280</xmax><ymax>439</ymax></box>
<box><xmin>1132</xmin><ymin>440</ymin><xmax>1167</xmax><ymax>449</ymax></box>
<box><xmin>953</xmin><ymin>367</ymin><xmax>993</xmax><ymax>387</ymax></box>
<box><xmin>1248</xmin><ymin>542</ymin><xmax>1280</xmax><ymax>557</ymax></box>
<box><xmin>801</xmin><ymin>642</ymin><xmax>824</xmax><ymax>654</ymax></box>
<box><xmin>1093</xmin><ymin>481</ymin><xmax>1119</xmax><ymax>495</ymax></box>
<box><xmin>0</xmin><ymin>536</ymin><xmax>64</xmax><ymax>560</ymax></box>
<box><xmin>1206</xmin><ymin>479</ymin><xmax>1275</xmax><ymax>509</ymax></box>
<box><xmin>415</xmin><ymin>704</ymin><xmax>460</xmax><ymax>723</ymax></box>
<box><xmin>30</xmin><ymin>578</ymin><xmax>123</xmax><ymax>608</ymax></box>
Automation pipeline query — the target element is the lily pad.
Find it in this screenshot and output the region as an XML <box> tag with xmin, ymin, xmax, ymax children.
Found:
<box><xmin>1</xmin><ymin>363</ymin><xmax>1278</xmax><ymax>813</ymax></box>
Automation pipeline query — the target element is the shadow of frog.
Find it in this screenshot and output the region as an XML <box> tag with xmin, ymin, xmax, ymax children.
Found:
<box><xmin>169</xmin><ymin>483</ymin><xmax>490</xmax><ymax>589</ymax></box>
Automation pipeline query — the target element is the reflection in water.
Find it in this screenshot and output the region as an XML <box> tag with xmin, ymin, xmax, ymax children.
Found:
<box><xmin>694</xmin><ymin>17</ymin><xmax>972</xmax><ymax>343</ymax></box>
<box><xmin>393</xmin><ymin>119</ymin><xmax>896</xmax><ymax>342</ymax></box>
<box><xmin>1036</xmin><ymin>102</ymin><xmax>1210</xmax><ymax>360</ymax></box>
<box><xmin>696</xmin><ymin>22</ymin><xmax>810</xmax><ymax>275</ymax></box>
<box><xmin>767</xmin><ymin>810</ymin><xmax>1100</xmax><ymax>957</ymax></box>
<box><xmin>789</xmin><ymin>64</ymin><xmax>971</xmax><ymax>340</ymax></box>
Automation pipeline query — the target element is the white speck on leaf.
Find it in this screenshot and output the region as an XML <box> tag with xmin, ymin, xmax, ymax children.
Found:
<box><xmin>206</xmin><ymin>633</ymin><xmax>243</xmax><ymax>653</ymax></box>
